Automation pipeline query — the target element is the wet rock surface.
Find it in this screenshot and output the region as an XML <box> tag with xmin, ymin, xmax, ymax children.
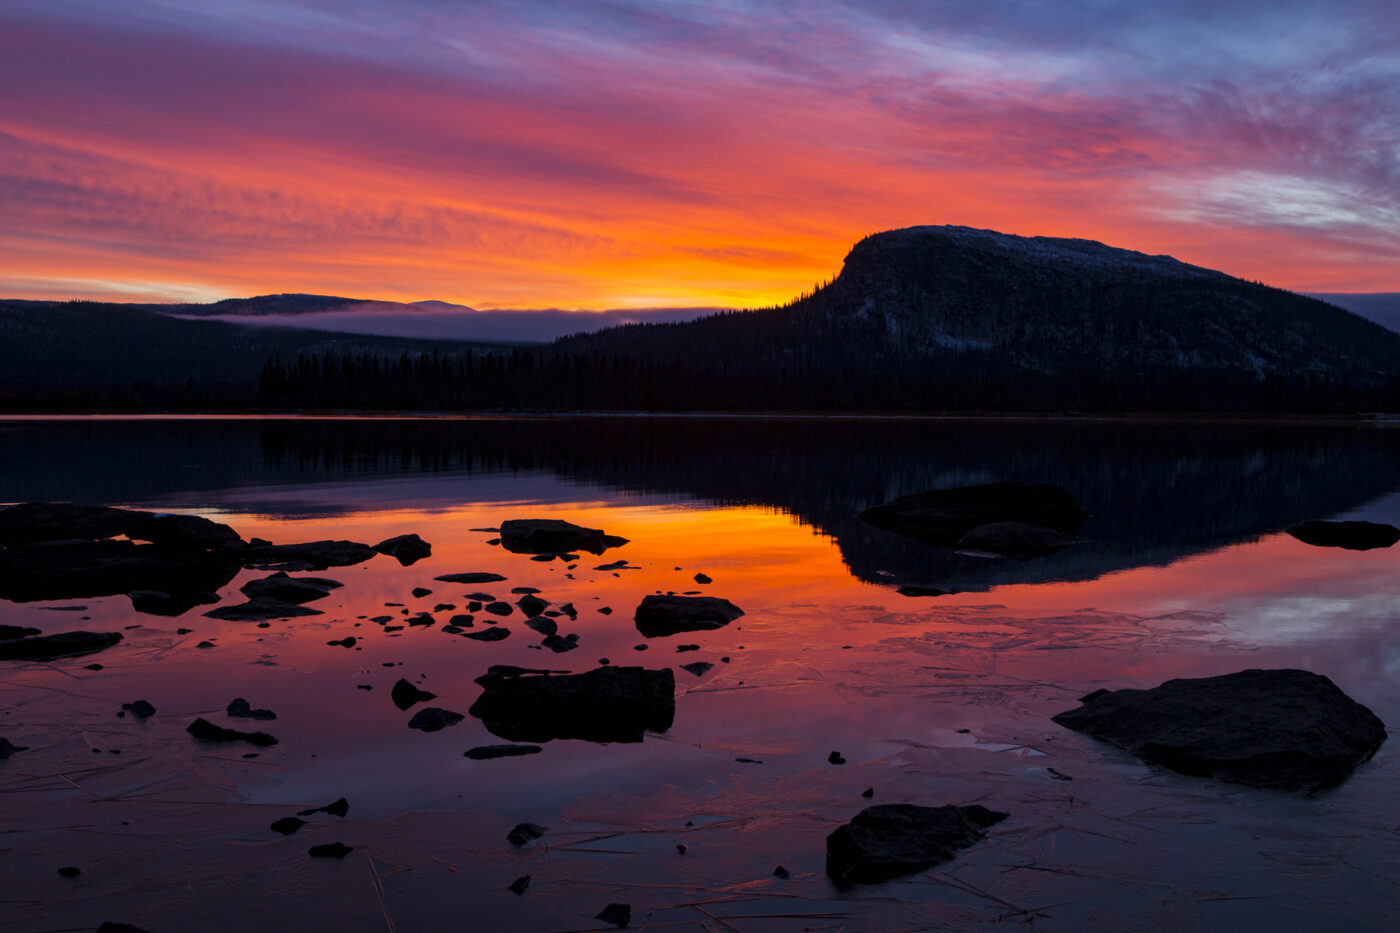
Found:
<box><xmin>186</xmin><ymin>717</ymin><xmax>278</xmax><ymax>747</ymax></box>
<box><xmin>507</xmin><ymin>822</ymin><xmax>547</xmax><ymax>846</ymax></box>
<box><xmin>464</xmin><ymin>744</ymin><xmax>543</xmax><ymax>760</ymax></box>
<box><xmin>860</xmin><ymin>481</ymin><xmax>1087</xmax><ymax>548</ymax></box>
<box><xmin>596</xmin><ymin>903</ymin><xmax>631</xmax><ymax>928</ymax></box>
<box><xmin>407</xmin><ymin>707</ymin><xmax>465</xmax><ymax>732</ymax></box>
<box><xmin>0</xmin><ymin>630</ymin><xmax>122</xmax><ymax>661</ymax></box>
<box><xmin>825</xmin><ymin>803</ymin><xmax>1008</xmax><ymax>886</ymax></box>
<box><xmin>203</xmin><ymin>597</ymin><xmax>324</xmax><ymax>621</ymax></box>
<box><xmin>308</xmin><ymin>842</ymin><xmax>354</xmax><ymax>859</ymax></box>
<box><xmin>1286</xmin><ymin>520</ymin><xmax>1399</xmax><ymax>550</ymax></box>
<box><xmin>127</xmin><ymin>588</ymin><xmax>220</xmax><ymax>616</ymax></box>
<box><xmin>0</xmin><ymin>502</ymin><xmax>155</xmax><ymax>546</ymax></box>
<box><xmin>125</xmin><ymin>513</ymin><xmax>243</xmax><ymax>550</ymax></box>
<box><xmin>0</xmin><ymin>736</ymin><xmax>28</xmax><ymax>758</ymax></box>
<box><xmin>470</xmin><ymin>665</ymin><xmax>675</xmax><ymax>743</ymax></box>
<box><xmin>390</xmin><ymin>678</ymin><xmax>436</xmax><ymax>711</ymax></box>
<box><xmin>434</xmin><ymin>572</ymin><xmax>507</xmax><ymax>584</ymax></box>
<box><xmin>373</xmin><ymin>533</ymin><xmax>432</xmax><ymax>565</ymax></box>
<box><xmin>499</xmin><ymin>519</ymin><xmax>629</xmax><ymax>556</ymax></box>
<box><xmin>239</xmin><ymin>539</ymin><xmax>379</xmax><ymax>570</ymax></box>
<box><xmin>0</xmin><ymin>623</ymin><xmax>41</xmax><ymax>640</ymax></box>
<box><xmin>634</xmin><ymin>594</ymin><xmax>745</xmax><ymax>638</ymax></box>
<box><xmin>1052</xmin><ymin>668</ymin><xmax>1387</xmax><ymax>792</ymax></box>
<box><xmin>0</xmin><ymin>539</ymin><xmax>240</xmax><ymax>604</ymax></box>
<box><xmin>226</xmin><ymin>697</ymin><xmax>277</xmax><ymax>720</ymax></box>
<box><xmin>240</xmin><ymin>572</ymin><xmax>342</xmax><ymax>604</ymax></box>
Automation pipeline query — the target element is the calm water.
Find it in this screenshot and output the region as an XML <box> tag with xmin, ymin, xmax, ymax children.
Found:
<box><xmin>1</xmin><ymin>416</ymin><xmax>1398</xmax><ymax>931</ymax></box>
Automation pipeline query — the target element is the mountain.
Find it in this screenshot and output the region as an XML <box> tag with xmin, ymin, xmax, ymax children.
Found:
<box><xmin>1306</xmin><ymin>293</ymin><xmax>1400</xmax><ymax>335</ymax></box>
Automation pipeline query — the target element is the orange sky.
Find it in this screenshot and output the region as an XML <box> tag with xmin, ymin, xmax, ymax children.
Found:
<box><xmin>1</xmin><ymin>1</ymin><xmax>1397</xmax><ymax>308</ymax></box>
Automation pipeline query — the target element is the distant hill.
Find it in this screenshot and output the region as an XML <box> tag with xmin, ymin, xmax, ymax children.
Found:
<box><xmin>1306</xmin><ymin>293</ymin><xmax>1400</xmax><ymax>335</ymax></box>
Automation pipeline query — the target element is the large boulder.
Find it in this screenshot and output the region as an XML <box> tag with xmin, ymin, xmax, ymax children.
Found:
<box><xmin>240</xmin><ymin>572</ymin><xmax>342</xmax><ymax>604</ymax></box>
<box><xmin>0</xmin><ymin>631</ymin><xmax>123</xmax><ymax>662</ymax></box>
<box><xmin>825</xmin><ymin>804</ymin><xmax>1008</xmax><ymax>886</ymax></box>
<box><xmin>634</xmin><ymin>595</ymin><xmax>745</xmax><ymax>638</ymax></box>
<box><xmin>498</xmin><ymin>519</ymin><xmax>628</xmax><ymax>556</ymax></box>
<box><xmin>469</xmin><ymin>665</ymin><xmax>675</xmax><ymax>743</ymax></box>
<box><xmin>0</xmin><ymin>503</ymin><xmax>153</xmax><ymax>546</ymax></box>
<box><xmin>125</xmin><ymin>513</ymin><xmax>243</xmax><ymax>550</ymax></box>
<box><xmin>860</xmin><ymin>481</ymin><xmax>1087</xmax><ymax>548</ymax></box>
<box><xmin>1052</xmin><ymin>669</ymin><xmax>1386</xmax><ymax>792</ymax></box>
<box><xmin>1286</xmin><ymin>520</ymin><xmax>1399</xmax><ymax>551</ymax></box>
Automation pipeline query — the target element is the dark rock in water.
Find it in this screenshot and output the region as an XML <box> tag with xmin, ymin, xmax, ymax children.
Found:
<box><xmin>483</xmin><ymin>601</ymin><xmax>513</xmax><ymax>616</ymax></box>
<box><xmin>860</xmin><ymin>481</ymin><xmax>1087</xmax><ymax>548</ymax></box>
<box><xmin>1287</xmin><ymin>520</ymin><xmax>1400</xmax><ymax>551</ymax></box>
<box><xmin>391</xmin><ymin>678</ymin><xmax>436</xmax><ymax>711</ymax></box>
<box><xmin>0</xmin><ymin>538</ymin><xmax>240</xmax><ymax>604</ymax></box>
<box><xmin>326</xmin><ymin>636</ymin><xmax>357</xmax><ymax>648</ymax></box>
<box><xmin>596</xmin><ymin>903</ymin><xmax>631</xmax><ymax>928</ymax></box>
<box><xmin>412</xmin><ymin>587</ymin><xmax>432</xmax><ymax>598</ymax></box>
<box><xmin>407</xmin><ymin>613</ymin><xmax>435</xmax><ymax>627</ymax></box>
<box><xmin>470</xmin><ymin>665</ymin><xmax>675</xmax><ymax>744</ymax></box>
<box><xmin>465</xmin><ymin>744</ymin><xmax>543</xmax><ymax>760</ymax></box>
<box><xmin>226</xmin><ymin>697</ymin><xmax>277</xmax><ymax>720</ymax></box>
<box><xmin>0</xmin><ymin>624</ymin><xmax>41</xmax><ymax>640</ymax></box>
<box><xmin>525</xmin><ymin>616</ymin><xmax>558</xmax><ymax>636</ymax></box>
<box><xmin>1052</xmin><ymin>668</ymin><xmax>1386</xmax><ymax>792</ymax></box>
<box><xmin>299</xmin><ymin>797</ymin><xmax>349</xmax><ymax>817</ymax></box>
<box><xmin>196</xmin><ymin>640</ymin><xmax>215</xmax><ymax>649</ymax></box>
<box><xmin>0</xmin><ymin>630</ymin><xmax>122</xmax><ymax>661</ymax></box>
<box><xmin>512</xmin><ymin>586</ymin><xmax>541</xmax><ymax>594</ymax></box>
<box><xmin>126</xmin><ymin>513</ymin><xmax>243</xmax><ymax>550</ymax></box>
<box><xmin>464</xmin><ymin>627</ymin><xmax>510</xmax><ymax>642</ymax></box>
<box><xmin>186</xmin><ymin>717</ymin><xmax>278</xmax><ymax>746</ymax></box>
<box><xmin>240</xmin><ymin>571</ymin><xmax>342</xmax><ymax>604</ymax></box>
<box><xmin>0</xmin><ymin>737</ymin><xmax>29</xmax><ymax>758</ymax></box>
<box><xmin>0</xmin><ymin>502</ymin><xmax>153</xmax><ymax>546</ymax></box>
<box><xmin>508</xmin><ymin>874</ymin><xmax>531</xmax><ymax>894</ymax></box>
<box><xmin>96</xmin><ymin>924</ymin><xmax>152</xmax><ymax>933</ymax></box>
<box><xmin>204</xmin><ymin>598</ymin><xmax>323</xmax><ymax>621</ymax></box>
<box><xmin>861</xmin><ymin>787</ymin><xmax>874</xmax><ymax>798</ymax></box>
<box><xmin>517</xmin><ymin>594</ymin><xmax>549</xmax><ymax>618</ymax></box>
<box><xmin>442</xmin><ymin>625</ymin><xmax>464</xmax><ymax>635</ymax></box>
<box><xmin>408</xmin><ymin>707</ymin><xmax>465</xmax><ymax>732</ymax></box>
<box><xmin>434</xmin><ymin>571</ymin><xmax>507</xmax><ymax>584</ymax></box>
<box><xmin>126</xmin><ymin>699</ymin><xmax>156</xmax><ymax>720</ymax></box>
<box><xmin>634</xmin><ymin>594</ymin><xmax>745</xmax><ymax>638</ymax></box>
<box><xmin>127</xmin><ymin>588</ymin><xmax>220</xmax><ymax>616</ymax></box>
<box><xmin>828</xmin><ymin>750</ymin><xmax>846</xmax><ymax>765</ymax></box>
<box><xmin>240</xmin><ymin>540</ymin><xmax>378</xmax><ymax>570</ymax></box>
<box><xmin>499</xmin><ymin>518</ymin><xmax>629</xmax><ymax>556</ymax></box>
<box><xmin>693</xmin><ymin>572</ymin><xmax>712</xmax><ymax>584</ymax></box>
<box><xmin>558</xmin><ymin>602</ymin><xmax>578</xmax><ymax>618</ymax></box>
<box><xmin>773</xmin><ymin>865</ymin><xmax>790</xmax><ymax>879</ymax></box>
<box><xmin>271</xmin><ymin>817</ymin><xmax>307</xmax><ymax>835</ymax></box>
<box><xmin>825</xmin><ymin>803</ymin><xmax>1008</xmax><ymax>886</ymax></box>
<box><xmin>680</xmin><ymin>661</ymin><xmax>712</xmax><ymax>677</ymax></box>
<box><xmin>448</xmin><ymin>614</ymin><xmax>475</xmax><ymax>627</ymax></box>
<box><xmin>595</xmin><ymin>560</ymin><xmax>631</xmax><ymax>571</ymax></box>
<box><xmin>675</xmin><ymin>644</ymin><xmax>700</xmax><ymax>652</ymax></box>
<box><xmin>541</xmin><ymin>633</ymin><xmax>579</xmax><ymax>653</ymax></box>
<box><xmin>896</xmin><ymin>585</ymin><xmax>947</xmax><ymax>598</ymax></box>
<box><xmin>373</xmin><ymin>533</ymin><xmax>432</xmax><ymax>565</ymax></box>
<box><xmin>308</xmin><ymin>842</ymin><xmax>354</xmax><ymax>859</ymax></box>
<box><xmin>507</xmin><ymin>822</ymin><xmax>547</xmax><ymax>846</ymax></box>
<box><xmin>58</xmin><ymin>866</ymin><xmax>81</xmax><ymax>877</ymax></box>
<box><xmin>957</xmin><ymin>521</ymin><xmax>1081</xmax><ymax>559</ymax></box>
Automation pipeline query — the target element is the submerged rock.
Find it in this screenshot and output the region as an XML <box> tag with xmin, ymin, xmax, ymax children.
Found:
<box><xmin>226</xmin><ymin>697</ymin><xmax>277</xmax><ymax>720</ymax></box>
<box><xmin>203</xmin><ymin>598</ymin><xmax>323</xmax><ymax>621</ymax></box>
<box><xmin>470</xmin><ymin>665</ymin><xmax>675</xmax><ymax>743</ymax></box>
<box><xmin>679</xmin><ymin>661</ymin><xmax>713</xmax><ymax>677</ymax></box>
<box><xmin>596</xmin><ymin>903</ymin><xmax>631</xmax><ymax>928</ymax></box>
<box><xmin>508</xmin><ymin>875</ymin><xmax>531</xmax><ymax>894</ymax></box>
<box><xmin>125</xmin><ymin>700</ymin><xmax>156</xmax><ymax>720</ymax></box>
<box><xmin>299</xmin><ymin>797</ymin><xmax>349</xmax><ymax>817</ymax></box>
<box><xmin>499</xmin><ymin>519</ymin><xmax>629</xmax><ymax>556</ymax></box>
<box><xmin>373</xmin><ymin>533</ymin><xmax>433</xmax><ymax>565</ymax></box>
<box><xmin>271</xmin><ymin>817</ymin><xmax>306</xmax><ymax>835</ymax></box>
<box><xmin>0</xmin><ymin>737</ymin><xmax>28</xmax><ymax>758</ymax></box>
<box><xmin>186</xmin><ymin>717</ymin><xmax>278</xmax><ymax>747</ymax></box>
<box><xmin>825</xmin><ymin>803</ymin><xmax>1008</xmax><ymax>886</ymax></box>
<box><xmin>391</xmin><ymin>678</ymin><xmax>436</xmax><ymax>711</ymax></box>
<box><xmin>1052</xmin><ymin>669</ymin><xmax>1386</xmax><ymax>792</ymax></box>
<box><xmin>127</xmin><ymin>588</ymin><xmax>220</xmax><ymax>616</ymax></box>
<box><xmin>634</xmin><ymin>594</ymin><xmax>744</xmax><ymax>638</ymax></box>
<box><xmin>507</xmin><ymin>822</ymin><xmax>547</xmax><ymax>846</ymax></box>
<box><xmin>240</xmin><ymin>572</ymin><xmax>342</xmax><ymax>604</ymax></box>
<box><xmin>1286</xmin><ymin>520</ymin><xmax>1399</xmax><ymax>551</ymax></box>
<box><xmin>956</xmin><ymin>521</ymin><xmax>1081</xmax><ymax>559</ymax></box>
<box><xmin>0</xmin><ymin>630</ymin><xmax>122</xmax><ymax>661</ymax></box>
<box><xmin>860</xmin><ymin>481</ymin><xmax>1087</xmax><ymax>548</ymax></box>
<box><xmin>308</xmin><ymin>842</ymin><xmax>354</xmax><ymax>859</ymax></box>
<box><xmin>541</xmin><ymin>633</ymin><xmax>579</xmax><ymax>653</ymax></box>
<box><xmin>524</xmin><ymin>617</ymin><xmax>558</xmax><ymax>636</ymax></box>
<box><xmin>407</xmin><ymin>707</ymin><xmax>465</xmax><ymax>732</ymax></box>
<box><xmin>0</xmin><ymin>624</ymin><xmax>41</xmax><ymax>640</ymax></box>
<box><xmin>464</xmin><ymin>627</ymin><xmax>510</xmax><ymax>642</ymax></box>
<box><xmin>465</xmin><ymin>744</ymin><xmax>543</xmax><ymax>760</ymax></box>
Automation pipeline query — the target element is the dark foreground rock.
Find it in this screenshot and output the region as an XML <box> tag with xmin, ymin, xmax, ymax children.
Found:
<box><xmin>226</xmin><ymin>697</ymin><xmax>277</xmax><ymax>720</ymax></box>
<box><xmin>434</xmin><ymin>571</ymin><xmax>507</xmax><ymax>584</ymax></box>
<box><xmin>240</xmin><ymin>571</ymin><xmax>343</xmax><ymax>604</ymax></box>
<box><xmin>308</xmin><ymin>842</ymin><xmax>354</xmax><ymax>859</ymax></box>
<box><xmin>0</xmin><ymin>631</ymin><xmax>122</xmax><ymax>661</ymax></box>
<box><xmin>125</xmin><ymin>513</ymin><xmax>243</xmax><ymax>550</ymax></box>
<box><xmin>127</xmin><ymin>588</ymin><xmax>220</xmax><ymax>616</ymax></box>
<box><xmin>186</xmin><ymin>717</ymin><xmax>278</xmax><ymax>746</ymax></box>
<box><xmin>956</xmin><ymin>521</ymin><xmax>1081</xmax><ymax>559</ymax></box>
<box><xmin>0</xmin><ymin>624</ymin><xmax>41</xmax><ymax>640</ymax></box>
<box><xmin>1052</xmin><ymin>668</ymin><xmax>1387</xmax><ymax>792</ymax></box>
<box><xmin>470</xmin><ymin>665</ymin><xmax>675</xmax><ymax>743</ymax></box>
<box><xmin>0</xmin><ymin>737</ymin><xmax>28</xmax><ymax>758</ymax></box>
<box><xmin>860</xmin><ymin>481</ymin><xmax>1087</xmax><ymax>548</ymax></box>
<box><xmin>204</xmin><ymin>597</ymin><xmax>324</xmax><ymax>621</ymax></box>
<box><xmin>825</xmin><ymin>803</ymin><xmax>1008</xmax><ymax>886</ymax></box>
<box><xmin>499</xmin><ymin>519</ymin><xmax>629</xmax><ymax>556</ymax></box>
<box><xmin>373</xmin><ymin>533</ymin><xmax>433</xmax><ymax>565</ymax></box>
<box><xmin>507</xmin><ymin>822</ymin><xmax>547</xmax><ymax>846</ymax></box>
<box><xmin>596</xmin><ymin>903</ymin><xmax>632</xmax><ymax>928</ymax></box>
<box><xmin>391</xmin><ymin>678</ymin><xmax>436</xmax><ymax>711</ymax></box>
<box><xmin>634</xmin><ymin>594</ymin><xmax>745</xmax><ymax>638</ymax></box>
<box><xmin>465</xmin><ymin>744</ymin><xmax>543</xmax><ymax>760</ymax></box>
<box><xmin>239</xmin><ymin>540</ymin><xmax>378</xmax><ymax>570</ymax></box>
<box><xmin>0</xmin><ymin>539</ymin><xmax>240</xmax><ymax>604</ymax></box>
<box><xmin>0</xmin><ymin>502</ymin><xmax>153</xmax><ymax>546</ymax></box>
<box><xmin>407</xmin><ymin>707</ymin><xmax>465</xmax><ymax>732</ymax></box>
<box><xmin>1286</xmin><ymin>520</ymin><xmax>1400</xmax><ymax>551</ymax></box>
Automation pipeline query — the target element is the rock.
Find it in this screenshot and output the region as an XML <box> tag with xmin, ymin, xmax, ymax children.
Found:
<box><xmin>596</xmin><ymin>903</ymin><xmax>631</xmax><ymax>928</ymax></box>
<box><xmin>271</xmin><ymin>817</ymin><xmax>307</xmax><ymax>835</ymax></box>
<box><xmin>327</xmin><ymin>636</ymin><xmax>357</xmax><ymax>648</ymax></box>
<box><xmin>773</xmin><ymin>865</ymin><xmax>790</xmax><ymax>879</ymax></box>
<box><xmin>634</xmin><ymin>595</ymin><xmax>745</xmax><ymax>638</ymax></box>
<box><xmin>125</xmin><ymin>513</ymin><xmax>243</xmax><ymax>550</ymax></box>
<box><xmin>308</xmin><ymin>842</ymin><xmax>354</xmax><ymax>859</ymax></box>
<box><xmin>464</xmin><ymin>627</ymin><xmax>510</xmax><ymax>642</ymax></box>
<box><xmin>407</xmin><ymin>613</ymin><xmax>435</xmax><ymax>627</ymax></box>
<box><xmin>412</xmin><ymin>587</ymin><xmax>433</xmax><ymax>598</ymax></box>
<box><xmin>956</xmin><ymin>521</ymin><xmax>1081</xmax><ymax>559</ymax></box>
<box><xmin>507</xmin><ymin>822</ymin><xmax>547</xmax><ymax>846</ymax></box>
<box><xmin>299</xmin><ymin>797</ymin><xmax>349</xmax><ymax>817</ymax></box>
<box><xmin>373</xmin><ymin>533</ymin><xmax>433</xmax><ymax>565</ymax></box>
<box><xmin>226</xmin><ymin>697</ymin><xmax>276</xmax><ymax>720</ymax></box>
<box><xmin>499</xmin><ymin>519</ymin><xmax>628</xmax><ymax>556</ymax></box>
<box><xmin>483</xmin><ymin>601</ymin><xmax>513</xmax><ymax>616</ymax></box>
<box><xmin>524</xmin><ymin>617</ymin><xmax>558</xmax><ymax>636</ymax></box>
<box><xmin>127</xmin><ymin>588</ymin><xmax>220</xmax><ymax>616</ymax></box>
<box><xmin>126</xmin><ymin>699</ymin><xmax>156</xmax><ymax>719</ymax></box>
<box><xmin>391</xmin><ymin>678</ymin><xmax>436</xmax><ymax>711</ymax></box>
<box><xmin>896</xmin><ymin>585</ymin><xmax>947</xmax><ymax>598</ymax></box>
<box><xmin>448</xmin><ymin>614</ymin><xmax>475</xmax><ymax>627</ymax></box>
<box><xmin>0</xmin><ymin>502</ymin><xmax>153</xmax><ymax>546</ymax></box>
<box><xmin>465</xmin><ymin>744</ymin><xmax>544</xmax><ymax>760</ymax></box>
<box><xmin>204</xmin><ymin>598</ymin><xmax>323</xmax><ymax>621</ymax></box>
<box><xmin>860</xmin><ymin>481</ymin><xmax>1087</xmax><ymax>548</ymax></box>
<box><xmin>675</xmin><ymin>644</ymin><xmax>700</xmax><ymax>652</ymax></box>
<box><xmin>1051</xmin><ymin>668</ymin><xmax>1387</xmax><ymax>792</ymax></box>
<box><xmin>96</xmin><ymin>924</ymin><xmax>152</xmax><ymax>933</ymax></box>
<box><xmin>595</xmin><ymin>560</ymin><xmax>632</xmax><ymax>571</ymax></box>
<box><xmin>512</xmin><ymin>586</ymin><xmax>540</xmax><ymax>594</ymax></box>
<box><xmin>558</xmin><ymin>602</ymin><xmax>578</xmax><ymax>618</ymax></box>
<box><xmin>0</xmin><ymin>737</ymin><xmax>29</xmax><ymax>758</ymax></box>
<box><xmin>0</xmin><ymin>630</ymin><xmax>122</xmax><ymax>661</ymax></box>
<box><xmin>825</xmin><ymin>803</ymin><xmax>1008</xmax><ymax>886</ymax></box>
<box><xmin>828</xmin><ymin>750</ymin><xmax>846</xmax><ymax>765</ymax></box>
<box><xmin>508</xmin><ymin>874</ymin><xmax>531</xmax><ymax>894</ymax></box>
<box><xmin>541</xmin><ymin>633</ymin><xmax>579</xmax><ymax>653</ymax></box>
<box><xmin>239</xmin><ymin>540</ymin><xmax>378</xmax><ymax>570</ymax></box>
<box><xmin>517</xmin><ymin>594</ymin><xmax>549</xmax><ymax>618</ymax></box>
<box><xmin>693</xmin><ymin>572</ymin><xmax>712</xmax><ymax>584</ymax></box>
<box><xmin>680</xmin><ymin>661</ymin><xmax>712</xmax><ymax>677</ymax></box>
<box><xmin>1287</xmin><ymin>520</ymin><xmax>1400</xmax><ymax>550</ymax></box>
<box><xmin>434</xmin><ymin>572</ymin><xmax>507</xmax><ymax>584</ymax></box>
<box><xmin>0</xmin><ymin>624</ymin><xmax>41</xmax><ymax>640</ymax></box>
<box><xmin>240</xmin><ymin>572</ymin><xmax>342</xmax><ymax>604</ymax></box>
<box><xmin>186</xmin><ymin>717</ymin><xmax>278</xmax><ymax>746</ymax></box>
<box><xmin>58</xmin><ymin>866</ymin><xmax>81</xmax><ymax>877</ymax></box>
<box><xmin>407</xmin><ymin>707</ymin><xmax>465</xmax><ymax>732</ymax></box>
<box><xmin>0</xmin><ymin>539</ymin><xmax>240</xmax><ymax>604</ymax></box>
<box><xmin>470</xmin><ymin>665</ymin><xmax>675</xmax><ymax>744</ymax></box>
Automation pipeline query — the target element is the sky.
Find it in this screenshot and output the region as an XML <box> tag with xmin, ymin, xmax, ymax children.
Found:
<box><xmin>1</xmin><ymin>0</ymin><xmax>1397</xmax><ymax>311</ymax></box>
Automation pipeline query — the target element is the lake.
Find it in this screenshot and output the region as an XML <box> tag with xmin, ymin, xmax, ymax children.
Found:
<box><xmin>1</xmin><ymin>415</ymin><xmax>1397</xmax><ymax>931</ymax></box>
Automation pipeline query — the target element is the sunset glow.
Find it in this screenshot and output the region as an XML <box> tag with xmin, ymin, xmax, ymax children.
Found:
<box><xmin>2</xmin><ymin>1</ymin><xmax>1397</xmax><ymax>308</ymax></box>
